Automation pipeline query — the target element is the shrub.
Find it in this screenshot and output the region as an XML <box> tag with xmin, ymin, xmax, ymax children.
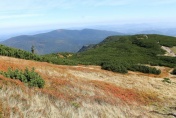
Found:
<box><xmin>162</xmin><ymin>78</ymin><xmax>171</xmax><ymax>84</ymax></box>
<box><xmin>101</xmin><ymin>62</ymin><xmax>128</xmax><ymax>73</ymax></box>
<box><xmin>0</xmin><ymin>67</ymin><xmax>45</xmax><ymax>88</ymax></box>
<box><xmin>128</xmin><ymin>65</ymin><xmax>161</xmax><ymax>75</ymax></box>
<box><xmin>171</xmin><ymin>68</ymin><xmax>176</xmax><ymax>75</ymax></box>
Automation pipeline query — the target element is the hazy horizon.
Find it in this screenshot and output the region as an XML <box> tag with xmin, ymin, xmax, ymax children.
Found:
<box><xmin>0</xmin><ymin>0</ymin><xmax>176</xmax><ymax>39</ymax></box>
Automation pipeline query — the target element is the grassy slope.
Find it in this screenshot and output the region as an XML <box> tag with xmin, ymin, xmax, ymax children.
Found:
<box><xmin>0</xmin><ymin>56</ymin><xmax>176</xmax><ymax>117</ymax></box>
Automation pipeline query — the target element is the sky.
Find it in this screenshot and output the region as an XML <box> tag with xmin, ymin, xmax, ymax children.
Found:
<box><xmin>0</xmin><ymin>0</ymin><xmax>176</xmax><ymax>35</ymax></box>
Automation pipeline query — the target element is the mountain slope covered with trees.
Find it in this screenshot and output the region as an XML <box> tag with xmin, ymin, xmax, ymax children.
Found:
<box><xmin>1</xmin><ymin>29</ymin><xmax>122</xmax><ymax>54</ymax></box>
<box><xmin>0</xmin><ymin>34</ymin><xmax>176</xmax><ymax>74</ymax></box>
<box><xmin>69</xmin><ymin>34</ymin><xmax>176</xmax><ymax>73</ymax></box>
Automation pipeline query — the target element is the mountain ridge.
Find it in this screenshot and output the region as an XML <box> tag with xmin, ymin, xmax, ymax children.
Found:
<box><xmin>1</xmin><ymin>29</ymin><xmax>123</xmax><ymax>54</ymax></box>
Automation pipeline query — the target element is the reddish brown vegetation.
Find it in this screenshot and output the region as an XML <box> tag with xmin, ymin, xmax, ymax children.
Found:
<box><xmin>41</xmin><ymin>78</ymin><xmax>75</xmax><ymax>101</ymax></box>
<box><xmin>88</xmin><ymin>80</ymin><xmax>161</xmax><ymax>105</ymax></box>
<box><xmin>88</xmin><ymin>80</ymin><xmax>138</xmax><ymax>103</ymax></box>
<box><xmin>0</xmin><ymin>75</ymin><xmax>26</xmax><ymax>91</ymax></box>
<box><xmin>0</xmin><ymin>56</ymin><xmax>162</xmax><ymax>106</ymax></box>
<box><xmin>1</xmin><ymin>56</ymin><xmax>175</xmax><ymax>118</ymax></box>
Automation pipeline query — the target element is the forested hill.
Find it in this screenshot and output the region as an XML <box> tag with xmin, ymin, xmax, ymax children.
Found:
<box><xmin>1</xmin><ymin>29</ymin><xmax>122</xmax><ymax>54</ymax></box>
<box><xmin>69</xmin><ymin>34</ymin><xmax>176</xmax><ymax>73</ymax></box>
<box><xmin>0</xmin><ymin>34</ymin><xmax>176</xmax><ymax>74</ymax></box>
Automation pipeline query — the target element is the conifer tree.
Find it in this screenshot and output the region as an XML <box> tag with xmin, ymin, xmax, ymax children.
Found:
<box><xmin>31</xmin><ymin>45</ymin><xmax>35</xmax><ymax>54</ymax></box>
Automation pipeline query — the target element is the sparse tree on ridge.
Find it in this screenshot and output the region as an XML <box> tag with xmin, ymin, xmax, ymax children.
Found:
<box><xmin>31</xmin><ymin>45</ymin><xmax>35</xmax><ymax>54</ymax></box>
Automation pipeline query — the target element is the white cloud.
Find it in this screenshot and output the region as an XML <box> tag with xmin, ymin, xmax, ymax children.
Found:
<box><xmin>0</xmin><ymin>0</ymin><xmax>76</xmax><ymax>11</ymax></box>
<box><xmin>132</xmin><ymin>0</ymin><xmax>176</xmax><ymax>6</ymax></box>
<box><xmin>0</xmin><ymin>0</ymin><xmax>175</xmax><ymax>30</ymax></box>
<box><xmin>152</xmin><ymin>0</ymin><xmax>176</xmax><ymax>4</ymax></box>
<box><xmin>0</xmin><ymin>0</ymin><xmax>176</xmax><ymax>12</ymax></box>
<box><xmin>81</xmin><ymin>0</ymin><xmax>134</xmax><ymax>6</ymax></box>
<box><xmin>0</xmin><ymin>14</ymin><xmax>42</xmax><ymax>20</ymax></box>
<box><xmin>0</xmin><ymin>0</ymin><xmax>136</xmax><ymax>12</ymax></box>
<box><xmin>80</xmin><ymin>0</ymin><xmax>176</xmax><ymax>7</ymax></box>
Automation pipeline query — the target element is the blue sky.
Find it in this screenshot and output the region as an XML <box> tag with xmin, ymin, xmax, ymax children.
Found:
<box><xmin>0</xmin><ymin>0</ymin><xmax>176</xmax><ymax>34</ymax></box>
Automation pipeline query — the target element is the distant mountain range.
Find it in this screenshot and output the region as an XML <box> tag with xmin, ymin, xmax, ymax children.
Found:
<box><xmin>91</xmin><ymin>24</ymin><xmax>176</xmax><ymax>36</ymax></box>
<box><xmin>1</xmin><ymin>29</ymin><xmax>123</xmax><ymax>54</ymax></box>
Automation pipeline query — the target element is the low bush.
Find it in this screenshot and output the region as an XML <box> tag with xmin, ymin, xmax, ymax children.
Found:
<box><xmin>171</xmin><ymin>68</ymin><xmax>176</xmax><ymax>75</ymax></box>
<box><xmin>101</xmin><ymin>62</ymin><xmax>128</xmax><ymax>73</ymax></box>
<box><xmin>0</xmin><ymin>67</ymin><xmax>45</xmax><ymax>88</ymax></box>
<box><xmin>162</xmin><ymin>78</ymin><xmax>171</xmax><ymax>84</ymax></box>
<box><xmin>128</xmin><ymin>65</ymin><xmax>161</xmax><ymax>75</ymax></box>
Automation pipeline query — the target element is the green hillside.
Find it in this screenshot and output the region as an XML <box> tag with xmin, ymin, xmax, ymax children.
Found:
<box><xmin>69</xmin><ymin>34</ymin><xmax>176</xmax><ymax>73</ymax></box>
<box><xmin>0</xmin><ymin>44</ymin><xmax>80</xmax><ymax>65</ymax></box>
<box><xmin>0</xmin><ymin>44</ymin><xmax>42</xmax><ymax>61</ymax></box>
<box><xmin>0</xmin><ymin>34</ymin><xmax>176</xmax><ymax>74</ymax></box>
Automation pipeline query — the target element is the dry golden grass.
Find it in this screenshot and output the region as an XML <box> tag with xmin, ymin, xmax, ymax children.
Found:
<box><xmin>0</xmin><ymin>56</ymin><xmax>176</xmax><ymax>118</ymax></box>
<box><xmin>171</xmin><ymin>46</ymin><xmax>176</xmax><ymax>53</ymax></box>
<box><xmin>0</xmin><ymin>100</ymin><xmax>3</xmax><ymax>118</ymax></box>
<box><xmin>161</xmin><ymin>46</ymin><xmax>176</xmax><ymax>57</ymax></box>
